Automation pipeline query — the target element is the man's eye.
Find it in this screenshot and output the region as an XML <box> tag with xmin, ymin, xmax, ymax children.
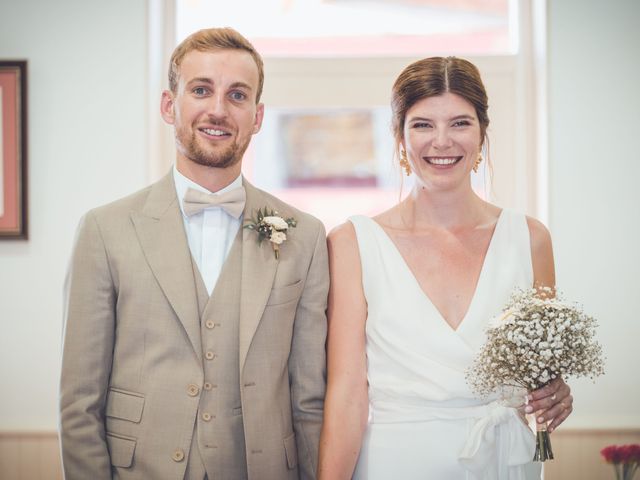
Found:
<box><xmin>230</xmin><ymin>91</ymin><xmax>246</xmax><ymax>101</ymax></box>
<box><xmin>193</xmin><ymin>87</ymin><xmax>208</xmax><ymax>96</ymax></box>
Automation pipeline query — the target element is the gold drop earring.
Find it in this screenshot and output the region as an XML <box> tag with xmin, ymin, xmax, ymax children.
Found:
<box><xmin>473</xmin><ymin>152</ymin><xmax>483</xmax><ymax>173</ymax></box>
<box><xmin>400</xmin><ymin>150</ymin><xmax>412</xmax><ymax>176</ymax></box>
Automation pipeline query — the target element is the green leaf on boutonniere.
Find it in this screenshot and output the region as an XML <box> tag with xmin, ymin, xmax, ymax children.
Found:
<box><xmin>244</xmin><ymin>206</ymin><xmax>297</xmax><ymax>259</ymax></box>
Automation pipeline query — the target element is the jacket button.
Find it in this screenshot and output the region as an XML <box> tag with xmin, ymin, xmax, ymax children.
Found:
<box><xmin>205</xmin><ymin>351</ymin><xmax>216</xmax><ymax>360</ymax></box>
<box><xmin>202</xmin><ymin>412</ymin><xmax>212</xmax><ymax>421</ymax></box>
<box><xmin>172</xmin><ymin>448</ymin><xmax>185</xmax><ymax>462</ymax></box>
<box><xmin>205</xmin><ymin>320</ymin><xmax>215</xmax><ymax>329</ymax></box>
<box><xmin>187</xmin><ymin>384</ymin><xmax>200</xmax><ymax>397</ymax></box>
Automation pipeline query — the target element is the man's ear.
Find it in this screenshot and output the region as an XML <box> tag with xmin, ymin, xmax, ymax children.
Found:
<box><xmin>252</xmin><ymin>102</ymin><xmax>265</xmax><ymax>134</ymax></box>
<box><xmin>160</xmin><ymin>90</ymin><xmax>176</xmax><ymax>125</ymax></box>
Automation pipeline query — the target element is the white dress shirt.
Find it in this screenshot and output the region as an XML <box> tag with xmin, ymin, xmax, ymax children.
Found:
<box><xmin>173</xmin><ymin>166</ymin><xmax>242</xmax><ymax>295</ymax></box>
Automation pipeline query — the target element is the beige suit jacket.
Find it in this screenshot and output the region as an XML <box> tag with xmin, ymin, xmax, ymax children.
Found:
<box><xmin>59</xmin><ymin>173</ymin><xmax>328</xmax><ymax>480</ymax></box>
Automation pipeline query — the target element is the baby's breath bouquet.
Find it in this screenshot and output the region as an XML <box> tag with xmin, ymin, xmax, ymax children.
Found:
<box><xmin>467</xmin><ymin>287</ymin><xmax>604</xmax><ymax>462</ymax></box>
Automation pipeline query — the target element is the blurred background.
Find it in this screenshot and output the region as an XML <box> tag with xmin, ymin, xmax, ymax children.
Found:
<box><xmin>1</xmin><ymin>0</ymin><xmax>638</xmax><ymax>478</ymax></box>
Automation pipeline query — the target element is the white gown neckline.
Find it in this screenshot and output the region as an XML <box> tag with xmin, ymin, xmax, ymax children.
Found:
<box><xmin>364</xmin><ymin>210</ymin><xmax>506</xmax><ymax>334</ymax></box>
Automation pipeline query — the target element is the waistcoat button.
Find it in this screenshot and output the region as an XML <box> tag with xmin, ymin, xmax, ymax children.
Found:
<box><xmin>187</xmin><ymin>384</ymin><xmax>200</xmax><ymax>397</ymax></box>
<box><xmin>172</xmin><ymin>448</ymin><xmax>185</xmax><ymax>462</ymax></box>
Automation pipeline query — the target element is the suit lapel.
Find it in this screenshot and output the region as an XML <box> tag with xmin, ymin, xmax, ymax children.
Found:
<box><xmin>131</xmin><ymin>173</ymin><xmax>202</xmax><ymax>363</ymax></box>
<box><xmin>239</xmin><ymin>180</ymin><xmax>279</xmax><ymax>370</ymax></box>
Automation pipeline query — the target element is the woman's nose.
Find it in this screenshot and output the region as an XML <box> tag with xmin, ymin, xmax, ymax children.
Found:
<box><xmin>432</xmin><ymin>128</ymin><xmax>453</xmax><ymax>149</ymax></box>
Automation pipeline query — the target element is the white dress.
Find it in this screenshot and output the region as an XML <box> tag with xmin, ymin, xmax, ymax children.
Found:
<box><xmin>350</xmin><ymin>211</ymin><xmax>540</xmax><ymax>480</ymax></box>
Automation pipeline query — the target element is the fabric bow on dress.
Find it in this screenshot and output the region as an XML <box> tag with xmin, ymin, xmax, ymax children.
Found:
<box><xmin>459</xmin><ymin>399</ymin><xmax>536</xmax><ymax>480</ymax></box>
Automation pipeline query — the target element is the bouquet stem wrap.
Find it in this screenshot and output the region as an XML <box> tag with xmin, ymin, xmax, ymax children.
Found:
<box><xmin>533</xmin><ymin>421</ymin><xmax>554</xmax><ymax>461</ymax></box>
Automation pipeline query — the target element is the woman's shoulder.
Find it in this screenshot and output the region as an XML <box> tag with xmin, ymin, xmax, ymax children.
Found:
<box><xmin>326</xmin><ymin>221</ymin><xmax>365</xmax><ymax>283</ymax></box>
<box><xmin>330</xmin><ymin>205</ymin><xmax>398</xmax><ymax>243</ymax></box>
<box><xmin>327</xmin><ymin>220</ymin><xmax>360</xmax><ymax>254</ymax></box>
<box><xmin>522</xmin><ymin>215</ymin><xmax>555</xmax><ymax>286</ymax></box>
<box><xmin>328</xmin><ymin>220</ymin><xmax>356</xmax><ymax>242</ymax></box>
<box><xmin>494</xmin><ymin>204</ymin><xmax>552</xmax><ymax>254</ymax></box>
<box><xmin>328</xmin><ymin>211</ymin><xmax>388</xmax><ymax>258</ymax></box>
<box><xmin>524</xmin><ymin>215</ymin><xmax>553</xmax><ymax>252</ymax></box>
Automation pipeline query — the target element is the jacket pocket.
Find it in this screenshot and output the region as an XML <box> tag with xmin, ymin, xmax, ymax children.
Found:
<box><xmin>283</xmin><ymin>432</ymin><xmax>298</xmax><ymax>470</ymax></box>
<box><xmin>105</xmin><ymin>387</ymin><xmax>145</xmax><ymax>423</ymax></box>
<box><xmin>266</xmin><ymin>280</ymin><xmax>303</xmax><ymax>306</ymax></box>
<box><xmin>106</xmin><ymin>432</ymin><xmax>137</xmax><ymax>468</ymax></box>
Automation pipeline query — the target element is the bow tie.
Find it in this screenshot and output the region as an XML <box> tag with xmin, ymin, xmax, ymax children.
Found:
<box><xmin>182</xmin><ymin>186</ymin><xmax>246</xmax><ymax>218</ymax></box>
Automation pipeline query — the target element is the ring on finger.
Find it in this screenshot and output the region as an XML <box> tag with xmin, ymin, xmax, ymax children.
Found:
<box><xmin>551</xmin><ymin>393</ymin><xmax>557</xmax><ymax>401</ymax></box>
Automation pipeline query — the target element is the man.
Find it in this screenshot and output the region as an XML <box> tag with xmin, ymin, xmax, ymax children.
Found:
<box><xmin>59</xmin><ymin>28</ymin><xmax>328</xmax><ymax>480</ymax></box>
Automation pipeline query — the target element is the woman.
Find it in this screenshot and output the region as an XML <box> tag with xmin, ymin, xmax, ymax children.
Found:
<box><xmin>318</xmin><ymin>57</ymin><xmax>573</xmax><ymax>479</ymax></box>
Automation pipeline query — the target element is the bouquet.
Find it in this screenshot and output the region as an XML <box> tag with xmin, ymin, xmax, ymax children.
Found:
<box><xmin>601</xmin><ymin>444</ymin><xmax>640</xmax><ymax>480</ymax></box>
<box><xmin>466</xmin><ymin>287</ymin><xmax>605</xmax><ymax>462</ymax></box>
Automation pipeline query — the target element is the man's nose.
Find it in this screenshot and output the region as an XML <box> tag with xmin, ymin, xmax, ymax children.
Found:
<box><xmin>207</xmin><ymin>93</ymin><xmax>228</xmax><ymax>119</ymax></box>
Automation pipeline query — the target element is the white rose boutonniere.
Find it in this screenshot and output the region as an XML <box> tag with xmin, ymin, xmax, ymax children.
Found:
<box><xmin>244</xmin><ymin>208</ymin><xmax>297</xmax><ymax>259</ymax></box>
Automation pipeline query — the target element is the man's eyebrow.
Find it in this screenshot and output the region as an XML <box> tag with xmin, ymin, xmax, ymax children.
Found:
<box><xmin>185</xmin><ymin>77</ymin><xmax>214</xmax><ymax>86</ymax></box>
<box><xmin>184</xmin><ymin>79</ymin><xmax>253</xmax><ymax>92</ymax></box>
<box><xmin>229</xmin><ymin>81</ymin><xmax>252</xmax><ymax>91</ymax></box>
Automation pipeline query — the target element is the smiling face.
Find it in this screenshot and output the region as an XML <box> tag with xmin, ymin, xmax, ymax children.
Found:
<box><xmin>402</xmin><ymin>92</ymin><xmax>482</xmax><ymax>191</ymax></box>
<box><xmin>161</xmin><ymin>49</ymin><xmax>264</xmax><ymax>174</ymax></box>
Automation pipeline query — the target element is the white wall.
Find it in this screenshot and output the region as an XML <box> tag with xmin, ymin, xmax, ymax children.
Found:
<box><xmin>0</xmin><ymin>0</ymin><xmax>638</xmax><ymax>431</ymax></box>
<box><xmin>0</xmin><ymin>0</ymin><xmax>148</xmax><ymax>430</ymax></box>
<box><xmin>548</xmin><ymin>0</ymin><xmax>640</xmax><ymax>427</ymax></box>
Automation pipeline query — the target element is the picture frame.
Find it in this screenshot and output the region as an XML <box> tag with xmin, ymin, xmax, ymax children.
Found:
<box><xmin>0</xmin><ymin>60</ymin><xmax>28</xmax><ymax>239</ymax></box>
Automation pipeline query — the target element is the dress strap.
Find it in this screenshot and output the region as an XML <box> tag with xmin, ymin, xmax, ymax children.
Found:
<box><xmin>497</xmin><ymin>210</ymin><xmax>533</xmax><ymax>284</ymax></box>
<box><xmin>348</xmin><ymin>215</ymin><xmax>376</xmax><ymax>297</ymax></box>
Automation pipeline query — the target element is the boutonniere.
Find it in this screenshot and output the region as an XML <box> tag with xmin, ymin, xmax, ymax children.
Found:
<box><xmin>244</xmin><ymin>207</ymin><xmax>297</xmax><ymax>259</ymax></box>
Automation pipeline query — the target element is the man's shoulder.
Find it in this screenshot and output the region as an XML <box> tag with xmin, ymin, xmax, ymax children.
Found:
<box><xmin>88</xmin><ymin>175</ymin><xmax>171</xmax><ymax>221</ymax></box>
<box><xmin>91</xmin><ymin>185</ymin><xmax>153</xmax><ymax>215</ymax></box>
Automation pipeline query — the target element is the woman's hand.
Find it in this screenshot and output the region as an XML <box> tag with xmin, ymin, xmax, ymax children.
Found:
<box><xmin>526</xmin><ymin>377</ymin><xmax>573</xmax><ymax>432</ymax></box>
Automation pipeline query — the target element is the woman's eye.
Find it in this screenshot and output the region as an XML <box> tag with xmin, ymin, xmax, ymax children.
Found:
<box><xmin>413</xmin><ymin>122</ymin><xmax>432</xmax><ymax>128</ymax></box>
<box><xmin>453</xmin><ymin>120</ymin><xmax>471</xmax><ymax>127</ymax></box>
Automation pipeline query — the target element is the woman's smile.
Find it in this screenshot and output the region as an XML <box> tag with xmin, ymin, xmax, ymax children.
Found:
<box><xmin>423</xmin><ymin>156</ymin><xmax>463</xmax><ymax>167</ymax></box>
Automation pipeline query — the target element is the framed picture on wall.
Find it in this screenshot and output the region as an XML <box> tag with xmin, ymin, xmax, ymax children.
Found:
<box><xmin>0</xmin><ymin>60</ymin><xmax>28</xmax><ymax>239</ymax></box>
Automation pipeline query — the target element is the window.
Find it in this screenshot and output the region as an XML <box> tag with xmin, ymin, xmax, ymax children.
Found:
<box><xmin>177</xmin><ymin>0</ymin><xmax>516</xmax><ymax>56</ymax></box>
<box><xmin>149</xmin><ymin>0</ymin><xmax>544</xmax><ymax>228</ymax></box>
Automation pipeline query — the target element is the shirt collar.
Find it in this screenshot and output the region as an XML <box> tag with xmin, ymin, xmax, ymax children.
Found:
<box><xmin>173</xmin><ymin>165</ymin><xmax>243</xmax><ymax>217</ymax></box>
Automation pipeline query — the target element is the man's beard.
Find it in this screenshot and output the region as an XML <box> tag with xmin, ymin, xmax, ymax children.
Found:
<box><xmin>177</xmin><ymin>127</ymin><xmax>250</xmax><ymax>169</ymax></box>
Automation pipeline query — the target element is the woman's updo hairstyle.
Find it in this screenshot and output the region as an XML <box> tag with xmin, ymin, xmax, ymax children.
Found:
<box><xmin>391</xmin><ymin>56</ymin><xmax>489</xmax><ymax>149</ymax></box>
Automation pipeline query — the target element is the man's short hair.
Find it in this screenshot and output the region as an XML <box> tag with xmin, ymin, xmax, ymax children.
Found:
<box><xmin>168</xmin><ymin>27</ymin><xmax>264</xmax><ymax>103</ymax></box>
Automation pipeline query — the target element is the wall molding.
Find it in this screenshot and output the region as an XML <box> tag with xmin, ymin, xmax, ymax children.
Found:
<box><xmin>2</xmin><ymin>429</ymin><xmax>638</xmax><ymax>479</ymax></box>
<box><xmin>0</xmin><ymin>430</ymin><xmax>62</xmax><ymax>480</ymax></box>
